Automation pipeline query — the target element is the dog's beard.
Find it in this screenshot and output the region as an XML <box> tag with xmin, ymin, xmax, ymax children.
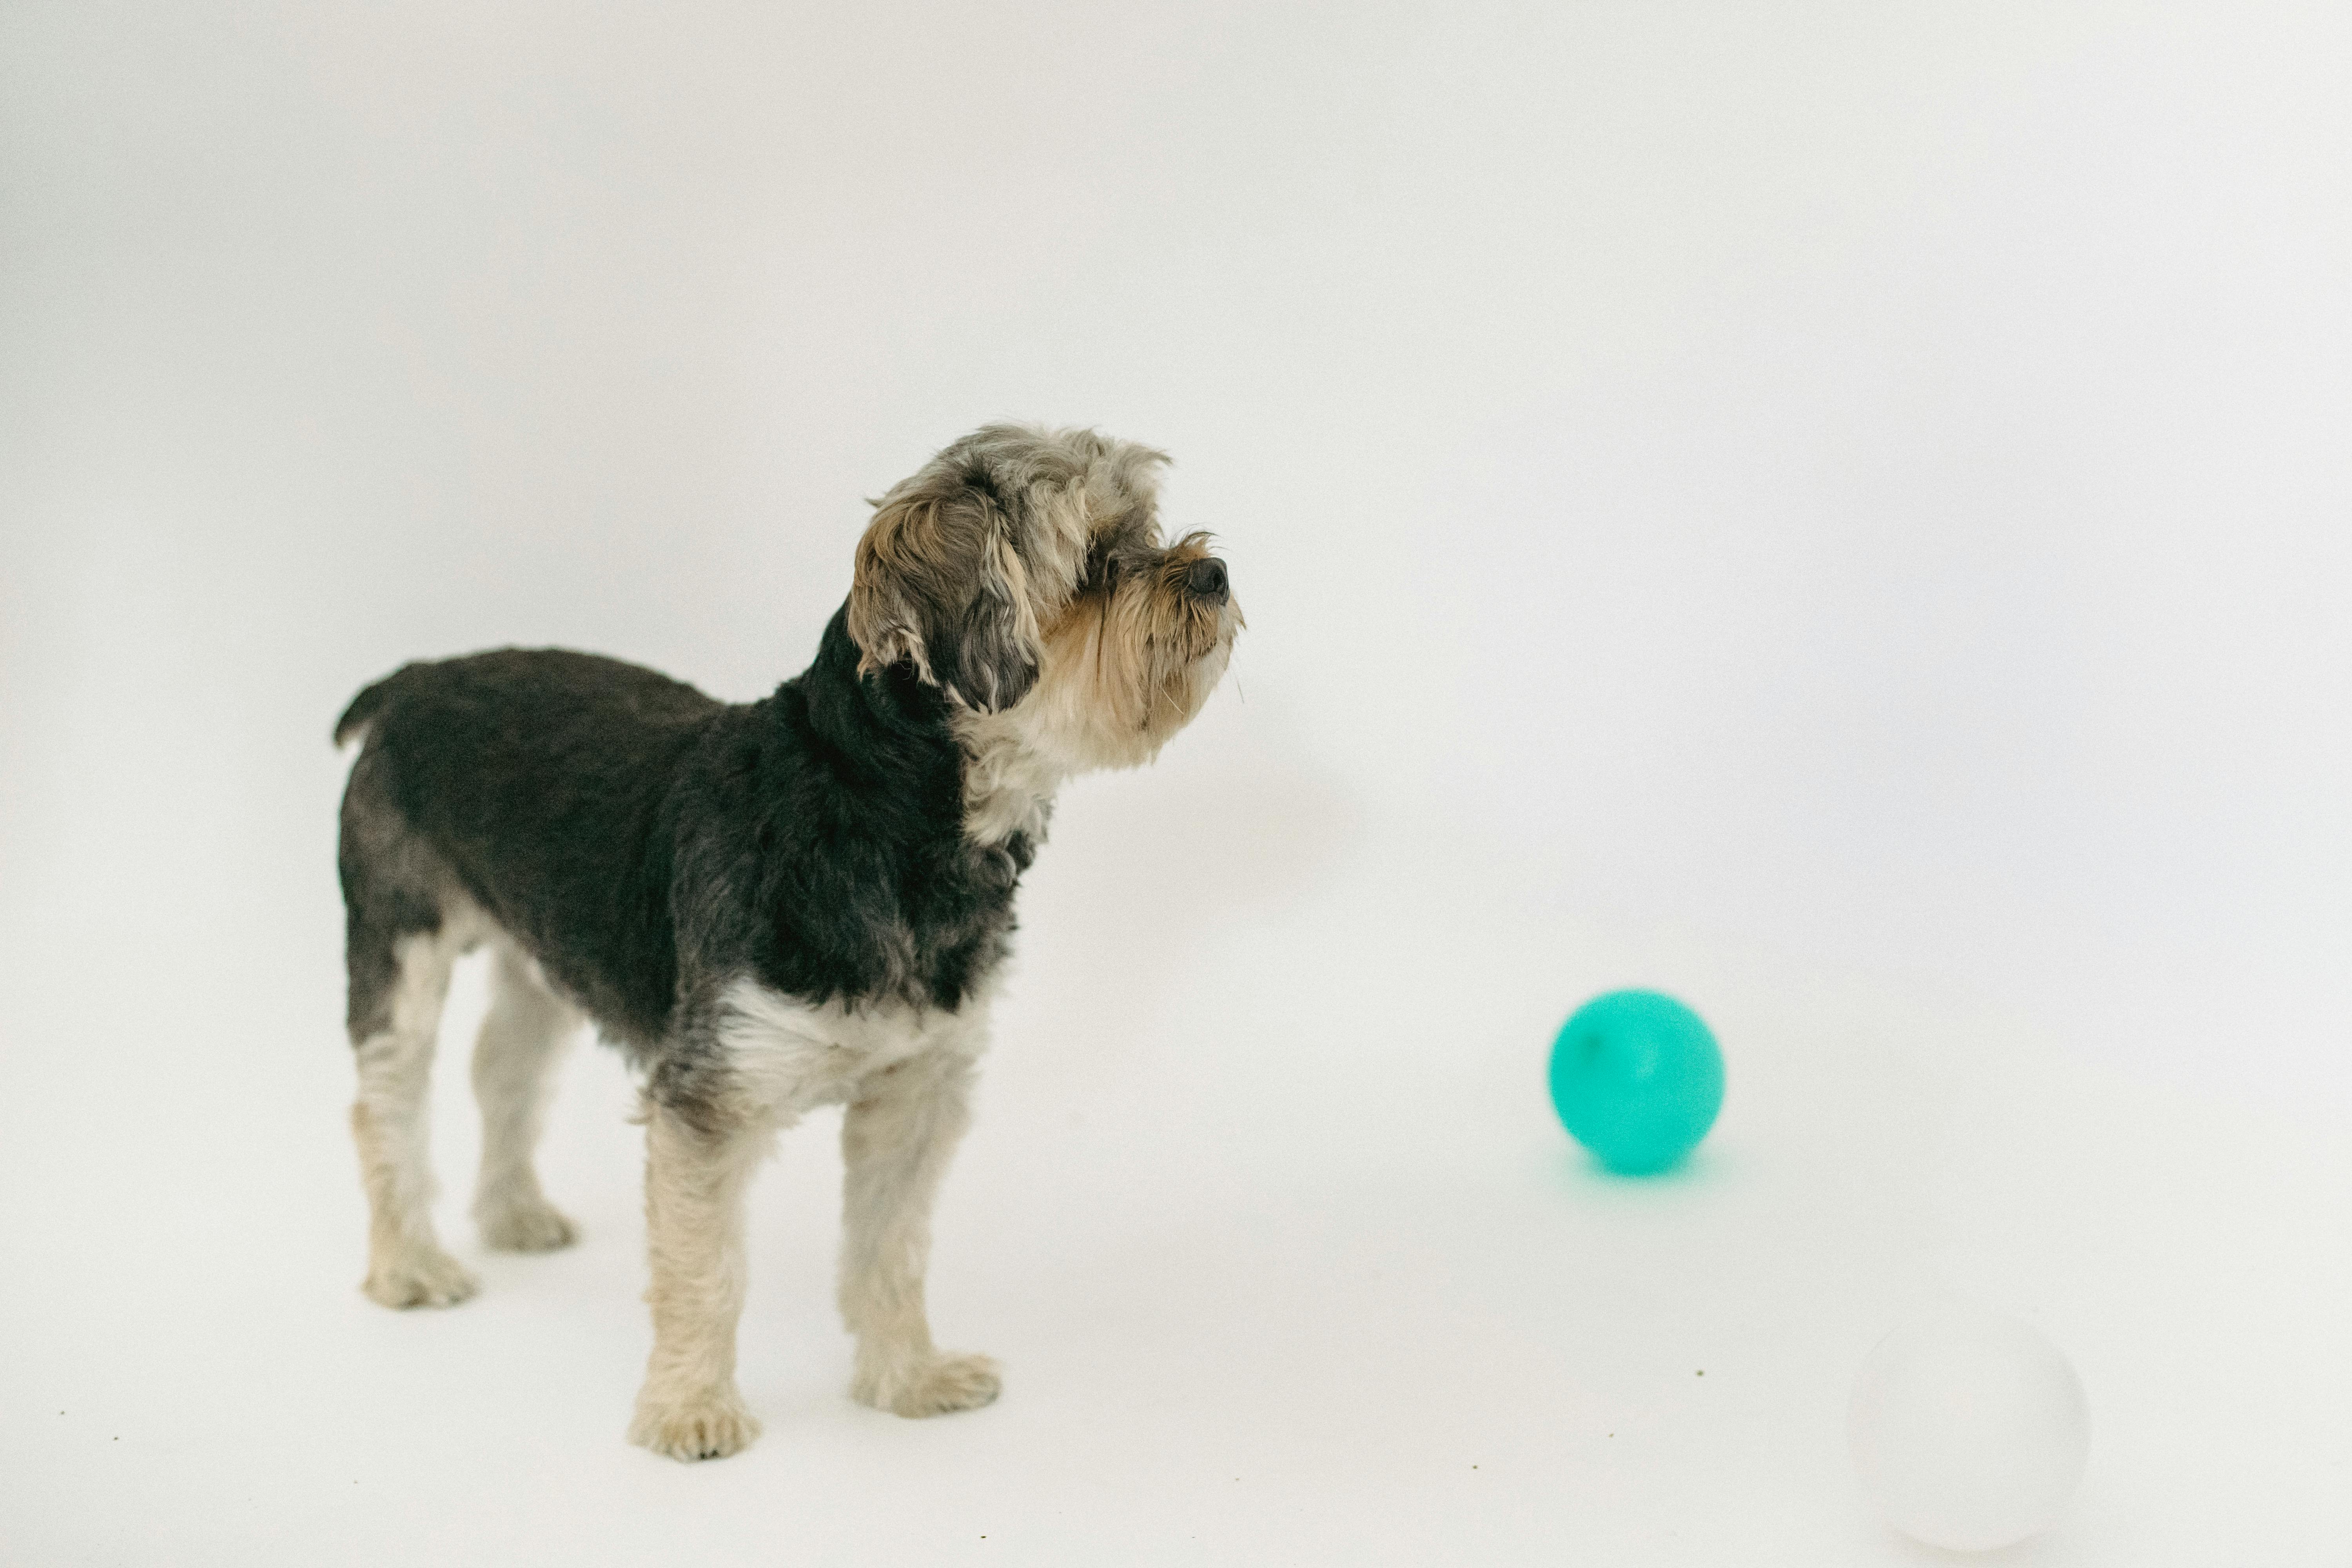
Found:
<box><xmin>1032</xmin><ymin>574</ymin><xmax>1238</xmax><ymax>771</ymax></box>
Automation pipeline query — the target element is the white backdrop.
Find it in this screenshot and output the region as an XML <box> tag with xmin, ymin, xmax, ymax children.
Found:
<box><xmin>4</xmin><ymin>4</ymin><xmax>2348</xmax><ymax>1563</ymax></box>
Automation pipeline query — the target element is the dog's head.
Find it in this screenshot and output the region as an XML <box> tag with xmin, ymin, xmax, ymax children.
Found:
<box><xmin>848</xmin><ymin>424</ymin><xmax>1241</xmax><ymax>783</ymax></box>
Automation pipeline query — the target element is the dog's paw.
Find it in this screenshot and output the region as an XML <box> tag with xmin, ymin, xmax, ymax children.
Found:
<box><xmin>362</xmin><ymin>1247</ymin><xmax>479</xmax><ymax>1309</ymax></box>
<box><xmin>477</xmin><ymin>1197</ymin><xmax>579</xmax><ymax>1253</ymax></box>
<box><xmin>628</xmin><ymin>1386</ymin><xmax>762</xmax><ymax>1462</ymax></box>
<box><xmin>853</xmin><ymin>1351</ymin><xmax>1002</xmax><ymax>1418</ymax></box>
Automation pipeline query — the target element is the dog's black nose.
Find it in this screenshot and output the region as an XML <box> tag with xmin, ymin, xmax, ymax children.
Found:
<box><xmin>1185</xmin><ymin>557</ymin><xmax>1229</xmax><ymax>603</ymax></box>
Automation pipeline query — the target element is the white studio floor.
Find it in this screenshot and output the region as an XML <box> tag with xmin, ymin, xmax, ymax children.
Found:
<box><xmin>2</xmin><ymin>784</ymin><xmax>2344</xmax><ymax>1566</ymax></box>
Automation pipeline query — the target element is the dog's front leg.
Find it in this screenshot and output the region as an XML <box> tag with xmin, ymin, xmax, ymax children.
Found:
<box><xmin>839</xmin><ymin>1048</ymin><xmax>1001</xmax><ymax>1416</ymax></box>
<box><xmin>628</xmin><ymin>1103</ymin><xmax>766</xmax><ymax>1461</ymax></box>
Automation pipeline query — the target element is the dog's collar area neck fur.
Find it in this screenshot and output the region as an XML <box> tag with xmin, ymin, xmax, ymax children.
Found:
<box><xmin>804</xmin><ymin>607</ymin><xmax>951</xmax><ymax>745</ymax></box>
<box><xmin>953</xmin><ymin>706</ymin><xmax>1061</xmax><ymax>851</ymax></box>
<box><xmin>797</xmin><ymin>604</ymin><xmax>1054</xmax><ymax>855</ymax></box>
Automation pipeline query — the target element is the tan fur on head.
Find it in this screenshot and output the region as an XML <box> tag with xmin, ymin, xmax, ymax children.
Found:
<box><xmin>997</xmin><ymin>527</ymin><xmax>1237</xmax><ymax>768</ymax></box>
<box><xmin>848</xmin><ymin>485</ymin><xmax>1036</xmax><ymax>707</ymax></box>
<box><xmin>848</xmin><ymin>424</ymin><xmax>1168</xmax><ymax>714</ymax></box>
<box><xmin>846</xmin><ymin>425</ymin><xmax>1241</xmax><ymax>843</ymax></box>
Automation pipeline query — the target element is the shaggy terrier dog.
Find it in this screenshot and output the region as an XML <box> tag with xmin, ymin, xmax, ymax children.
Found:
<box><xmin>333</xmin><ymin>425</ymin><xmax>1239</xmax><ymax>1460</ymax></box>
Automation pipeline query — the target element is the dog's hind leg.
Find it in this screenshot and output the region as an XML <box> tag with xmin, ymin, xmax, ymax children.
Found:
<box><xmin>340</xmin><ymin>748</ymin><xmax>483</xmax><ymax>1307</ymax></box>
<box><xmin>347</xmin><ymin>916</ymin><xmax>479</xmax><ymax>1308</ymax></box>
<box><xmin>627</xmin><ymin>1102</ymin><xmax>766</xmax><ymax>1461</ymax></box>
<box><xmin>471</xmin><ymin>941</ymin><xmax>583</xmax><ymax>1252</ymax></box>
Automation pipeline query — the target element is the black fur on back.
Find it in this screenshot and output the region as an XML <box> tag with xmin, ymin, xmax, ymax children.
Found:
<box><xmin>336</xmin><ymin>606</ymin><xmax>1033</xmax><ymax>1122</ymax></box>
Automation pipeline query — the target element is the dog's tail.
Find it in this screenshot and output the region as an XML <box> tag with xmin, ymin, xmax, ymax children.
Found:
<box><xmin>334</xmin><ymin>667</ymin><xmax>412</xmax><ymax>748</ymax></box>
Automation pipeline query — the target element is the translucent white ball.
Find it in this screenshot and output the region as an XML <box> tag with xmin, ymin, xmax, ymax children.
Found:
<box><xmin>1847</xmin><ymin>1305</ymin><xmax>2091</xmax><ymax>1552</ymax></box>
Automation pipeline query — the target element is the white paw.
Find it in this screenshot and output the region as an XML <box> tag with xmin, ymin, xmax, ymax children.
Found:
<box><xmin>477</xmin><ymin>1197</ymin><xmax>579</xmax><ymax>1252</ymax></box>
<box><xmin>362</xmin><ymin>1247</ymin><xmax>479</xmax><ymax>1308</ymax></box>
<box><xmin>854</xmin><ymin>1351</ymin><xmax>1002</xmax><ymax>1418</ymax></box>
<box><xmin>628</xmin><ymin>1385</ymin><xmax>762</xmax><ymax>1462</ymax></box>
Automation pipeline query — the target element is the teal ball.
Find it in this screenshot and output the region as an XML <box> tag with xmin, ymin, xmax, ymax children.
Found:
<box><xmin>1548</xmin><ymin>990</ymin><xmax>1725</xmax><ymax>1175</ymax></box>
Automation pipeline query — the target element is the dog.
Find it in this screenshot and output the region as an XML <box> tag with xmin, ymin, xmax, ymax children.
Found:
<box><xmin>332</xmin><ymin>425</ymin><xmax>1239</xmax><ymax>1461</ymax></box>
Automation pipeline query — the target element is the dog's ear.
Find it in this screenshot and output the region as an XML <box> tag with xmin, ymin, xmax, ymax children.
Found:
<box><xmin>848</xmin><ymin>477</ymin><xmax>1041</xmax><ymax>713</ymax></box>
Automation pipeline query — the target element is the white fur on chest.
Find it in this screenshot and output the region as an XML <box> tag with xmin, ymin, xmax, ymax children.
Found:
<box><xmin>715</xmin><ymin>977</ymin><xmax>989</xmax><ymax>1122</ymax></box>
